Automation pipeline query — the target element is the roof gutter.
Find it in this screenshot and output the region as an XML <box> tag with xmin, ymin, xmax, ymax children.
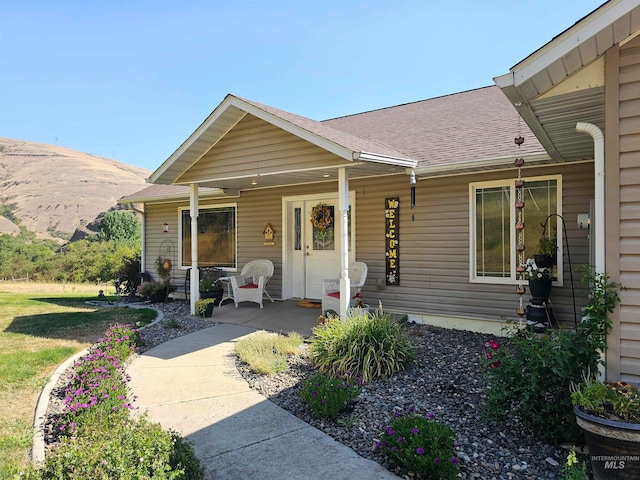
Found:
<box><xmin>412</xmin><ymin>152</ymin><xmax>551</xmax><ymax>177</ymax></box>
<box><xmin>353</xmin><ymin>151</ymin><xmax>417</xmax><ymax>168</ymax></box>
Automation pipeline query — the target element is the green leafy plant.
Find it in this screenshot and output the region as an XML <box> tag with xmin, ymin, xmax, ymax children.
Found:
<box><xmin>299</xmin><ymin>371</ymin><xmax>361</xmax><ymax>419</ymax></box>
<box><xmin>571</xmin><ymin>375</ymin><xmax>640</xmax><ymax>423</ymax></box>
<box><xmin>560</xmin><ymin>447</ymin><xmax>588</xmax><ymax>480</ymax></box>
<box><xmin>376</xmin><ymin>411</ymin><xmax>458</xmax><ymax>480</ymax></box>
<box><xmin>310</xmin><ymin>310</ymin><xmax>414</xmax><ymax>382</ymax></box>
<box><xmin>164</xmin><ymin>317</ymin><xmax>181</xmax><ymax>329</ymax></box>
<box><xmin>199</xmin><ymin>277</ymin><xmax>223</xmax><ymax>293</ymax></box>
<box><xmin>536</xmin><ymin>236</ymin><xmax>557</xmax><ymax>256</ymax></box>
<box><xmin>235</xmin><ymin>330</ymin><xmax>304</xmax><ymax>375</ymax></box>
<box><xmin>195</xmin><ymin>297</ymin><xmax>217</xmax><ymax>317</ymax></box>
<box><xmin>41</xmin><ymin>416</ymin><xmax>203</xmax><ymax>480</ymax></box>
<box><xmin>136</xmin><ymin>281</ymin><xmax>175</xmax><ymax>302</ymax></box>
<box><xmin>482</xmin><ymin>268</ymin><xmax>625</xmax><ymax>443</ymax></box>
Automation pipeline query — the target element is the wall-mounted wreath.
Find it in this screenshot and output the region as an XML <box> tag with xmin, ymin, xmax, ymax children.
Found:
<box><xmin>155</xmin><ymin>256</ymin><xmax>172</xmax><ymax>282</ymax></box>
<box><xmin>310</xmin><ymin>203</ymin><xmax>333</xmax><ymax>232</ymax></box>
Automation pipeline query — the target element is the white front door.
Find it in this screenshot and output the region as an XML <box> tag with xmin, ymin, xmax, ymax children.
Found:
<box><xmin>284</xmin><ymin>194</ymin><xmax>354</xmax><ymax>300</ymax></box>
<box><xmin>305</xmin><ymin>199</ymin><xmax>341</xmax><ymax>299</ymax></box>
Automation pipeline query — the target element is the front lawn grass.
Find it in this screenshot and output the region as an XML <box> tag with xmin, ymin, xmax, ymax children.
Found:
<box><xmin>0</xmin><ymin>282</ymin><xmax>156</xmax><ymax>476</ymax></box>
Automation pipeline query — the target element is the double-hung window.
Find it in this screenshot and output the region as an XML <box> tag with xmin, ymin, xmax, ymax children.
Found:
<box><xmin>470</xmin><ymin>175</ymin><xmax>561</xmax><ymax>284</ymax></box>
<box><xmin>179</xmin><ymin>204</ymin><xmax>237</xmax><ymax>270</ymax></box>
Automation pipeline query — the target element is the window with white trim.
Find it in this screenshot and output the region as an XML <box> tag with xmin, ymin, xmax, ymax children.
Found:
<box><xmin>470</xmin><ymin>175</ymin><xmax>561</xmax><ymax>284</ymax></box>
<box><xmin>179</xmin><ymin>204</ymin><xmax>237</xmax><ymax>269</ymax></box>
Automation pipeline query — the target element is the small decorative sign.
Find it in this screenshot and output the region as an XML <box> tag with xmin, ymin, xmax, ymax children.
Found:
<box><xmin>385</xmin><ymin>197</ymin><xmax>399</xmax><ymax>285</ymax></box>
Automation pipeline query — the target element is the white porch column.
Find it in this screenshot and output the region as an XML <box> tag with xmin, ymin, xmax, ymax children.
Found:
<box><xmin>189</xmin><ymin>184</ymin><xmax>199</xmax><ymax>315</ymax></box>
<box><xmin>338</xmin><ymin>168</ymin><xmax>351</xmax><ymax>317</ymax></box>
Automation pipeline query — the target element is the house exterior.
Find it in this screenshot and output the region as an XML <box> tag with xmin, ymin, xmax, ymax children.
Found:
<box><xmin>495</xmin><ymin>0</ymin><xmax>640</xmax><ymax>382</ymax></box>
<box><xmin>120</xmin><ymin>86</ymin><xmax>592</xmax><ymax>334</ymax></box>
<box><xmin>120</xmin><ymin>0</ymin><xmax>640</xmax><ymax>382</ymax></box>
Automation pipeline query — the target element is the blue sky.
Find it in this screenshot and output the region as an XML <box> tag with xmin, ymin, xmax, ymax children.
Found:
<box><xmin>0</xmin><ymin>1</ymin><xmax>604</xmax><ymax>172</ymax></box>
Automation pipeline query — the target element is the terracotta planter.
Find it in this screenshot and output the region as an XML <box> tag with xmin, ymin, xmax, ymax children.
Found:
<box><xmin>574</xmin><ymin>406</ymin><xmax>640</xmax><ymax>479</ymax></box>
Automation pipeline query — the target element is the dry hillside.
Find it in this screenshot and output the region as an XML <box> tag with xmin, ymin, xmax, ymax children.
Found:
<box><xmin>0</xmin><ymin>138</ymin><xmax>150</xmax><ymax>242</ymax></box>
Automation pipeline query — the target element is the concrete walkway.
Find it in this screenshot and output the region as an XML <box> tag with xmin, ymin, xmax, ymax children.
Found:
<box><xmin>127</xmin><ymin>321</ymin><xmax>398</xmax><ymax>480</ymax></box>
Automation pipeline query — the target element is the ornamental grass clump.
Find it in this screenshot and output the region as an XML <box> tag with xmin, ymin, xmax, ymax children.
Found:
<box><xmin>235</xmin><ymin>330</ymin><xmax>304</xmax><ymax>375</ymax></box>
<box><xmin>310</xmin><ymin>310</ymin><xmax>413</xmax><ymax>382</ymax></box>
<box><xmin>376</xmin><ymin>411</ymin><xmax>458</xmax><ymax>480</ymax></box>
<box><xmin>299</xmin><ymin>371</ymin><xmax>362</xmax><ymax>419</ymax></box>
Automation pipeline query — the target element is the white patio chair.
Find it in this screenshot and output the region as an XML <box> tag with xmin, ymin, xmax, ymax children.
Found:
<box><xmin>321</xmin><ymin>262</ymin><xmax>368</xmax><ymax>315</ymax></box>
<box><xmin>230</xmin><ymin>259</ymin><xmax>275</xmax><ymax>308</ymax></box>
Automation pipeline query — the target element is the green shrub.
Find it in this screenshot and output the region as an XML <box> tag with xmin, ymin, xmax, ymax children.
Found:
<box><xmin>235</xmin><ymin>331</ymin><xmax>304</xmax><ymax>375</ymax></box>
<box><xmin>482</xmin><ymin>269</ymin><xmax>624</xmax><ymax>444</ymax></box>
<box><xmin>299</xmin><ymin>371</ymin><xmax>361</xmax><ymax>419</ymax></box>
<box><xmin>310</xmin><ymin>311</ymin><xmax>414</xmax><ymax>381</ymax></box>
<box><xmin>377</xmin><ymin>412</ymin><xmax>458</xmax><ymax>480</ymax></box>
<box><xmin>41</xmin><ymin>416</ymin><xmax>203</xmax><ymax>480</ymax></box>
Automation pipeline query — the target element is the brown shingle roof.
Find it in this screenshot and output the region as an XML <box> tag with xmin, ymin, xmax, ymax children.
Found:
<box><xmin>322</xmin><ymin>86</ymin><xmax>544</xmax><ymax>167</ymax></box>
<box><xmin>237</xmin><ymin>96</ymin><xmax>411</xmax><ymax>160</ymax></box>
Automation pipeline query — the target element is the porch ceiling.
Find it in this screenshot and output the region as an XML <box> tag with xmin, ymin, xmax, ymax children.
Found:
<box><xmin>495</xmin><ymin>0</ymin><xmax>640</xmax><ymax>161</ymax></box>
<box><xmin>176</xmin><ymin>159</ymin><xmax>407</xmax><ymax>191</ymax></box>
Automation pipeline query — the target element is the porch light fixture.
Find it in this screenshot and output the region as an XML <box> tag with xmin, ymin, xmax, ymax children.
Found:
<box><xmin>251</xmin><ymin>179</ymin><xmax>258</xmax><ymax>185</ymax></box>
<box><xmin>163</xmin><ymin>222</ymin><xmax>169</xmax><ymax>233</ymax></box>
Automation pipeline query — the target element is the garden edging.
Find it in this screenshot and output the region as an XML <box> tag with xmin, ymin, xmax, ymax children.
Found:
<box><xmin>31</xmin><ymin>303</ymin><xmax>163</xmax><ymax>464</ymax></box>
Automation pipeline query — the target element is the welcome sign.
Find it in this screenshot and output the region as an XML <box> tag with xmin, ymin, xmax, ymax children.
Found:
<box><xmin>385</xmin><ymin>197</ymin><xmax>399</xmax><ymax>285</ymax></box>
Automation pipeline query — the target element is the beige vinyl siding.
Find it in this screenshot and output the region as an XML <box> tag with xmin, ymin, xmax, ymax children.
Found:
<box><xmin>143</xmin><ymin>162</ymin><xmax>591</xmax><ymax>329</ymax></box>
<box><xmin>613</xmin><ymin>36</ymin><xmax>640</xmax><ymax>382</ymax></box>
<box><xmin>350</xmin><ymin>163</ymin><xmax>591</xmax><ymax>325</ymax></box>
<box><xmin>177</xmin><ymin>115</ymin><xmax>349</xmax><ymax>183</ymax></box>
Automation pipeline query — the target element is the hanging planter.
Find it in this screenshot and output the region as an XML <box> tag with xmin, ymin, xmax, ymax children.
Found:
<box><xmin>534</xmin><ymin>236</ymin><xmax>557</xmax><ymax>268</ymax></box>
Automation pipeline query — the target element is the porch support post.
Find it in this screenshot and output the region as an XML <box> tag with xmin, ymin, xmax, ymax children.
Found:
<box><xmin>189</xmin><ymin>184</ymin><xmax>199</xmax><ymax>315</ymax></box>
<box><xmin>338</xmin><ymin>168</ymin><xmax>351</xmax><ymax>318</ymax></box>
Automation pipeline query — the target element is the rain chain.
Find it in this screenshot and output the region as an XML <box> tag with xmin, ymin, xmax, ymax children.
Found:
<box><xmin>514</xmin><ymin>135</ymin><xmax>526</xmax><ymax>318</ymax></box>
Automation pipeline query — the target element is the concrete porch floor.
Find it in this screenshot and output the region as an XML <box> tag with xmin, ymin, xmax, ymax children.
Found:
<box><xmin>208</xmin><ymin>298</ymin><xmax>323</xmax><ymax>338</ymax></box>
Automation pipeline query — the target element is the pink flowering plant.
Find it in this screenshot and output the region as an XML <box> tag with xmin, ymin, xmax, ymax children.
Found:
<box><xmin>56</xmin><ymin>323</ymin><xmax>141</xmax><ymax>437</ymax></box>
<box><xmin>376</xmin><ymin>409</ymin><xmax>458</xmax><ymax>480</ymax></box>
<box><xmin>484</xmin><ymin>338</ymin><xmax>501</xmax><ymax>369</ymax></box>
<box><xmin>299</xmin><ymin>371</ymin><xmax>362</xmax><ymax>419</ymax></box>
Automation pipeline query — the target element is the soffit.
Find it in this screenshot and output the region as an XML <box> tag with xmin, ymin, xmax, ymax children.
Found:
<box><xmin>496</xmin><ymin>0</ymin><xmax>640</xmax><ymax>160</ymax></box>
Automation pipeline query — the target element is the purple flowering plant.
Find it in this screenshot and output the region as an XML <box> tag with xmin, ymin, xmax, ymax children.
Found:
<box><xmin>56</xmin><ymin>323</ymin><xmax>141</xmax><ymax>436</ymax></box>
<box><xmin>299</xmin><ymin>371</ymin><xmax>362</xmax><ymax>419</ymax></box>
<box><xmin>376</xmin><ymin>409</ymin><xmax>458</xmax><ymax>480</ymax></box>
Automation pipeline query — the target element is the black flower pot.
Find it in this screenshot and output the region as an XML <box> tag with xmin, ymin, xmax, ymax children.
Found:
<box><xmin>528</xmin><ymin>278</ymin><xmax>552</xmax><ymax>301</ymax></box>
<box><xmin>200</xmin><ymin>289</ymin><xmax>223</xmax><ymax>305</ymax></box>
<box><xmin>574</xmin><ymin>406</ymin><xmax>640</xmax><ymax>479</ymax></box>
<box><xmin>534</xmin><ymin>254</ymin><xmax>556</xmax><ymax>268</ymax></box>
<box><xmin>204</xmin><ymin>302</ymin><xmax>215</xmax><ymax>318</ymax></box>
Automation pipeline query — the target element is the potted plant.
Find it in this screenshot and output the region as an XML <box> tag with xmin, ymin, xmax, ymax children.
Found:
<box><xmin>534</xmin><ymin>236</ymin><xmax>557</xmax><ymax>268</ymax></box>
<box><xmin>569</xmin><ymin>271</ymin><xmax>634</xmax><ymax>480</ymax></box>
<box><xmin>571</xmin><ymin>377</ymin><xmax>640</xmax><ymax>479</ymax></box>
<box><xmin>521</xmin><ymin>257</ymin><xmax>552</xmax><ymax>301</ymax></box>
<box><xmin>200</xmin><ymin>277</ymin><xmax>224</xmax><ymax>304</ymax></box>
<box><xmin>348</xmin><ymin>291</ymin><xmax>370</xmax><ymax>317</ymax></box>
<box><xmin>195</xmin><ymin>297</ymin><xmax>217</xmax><ymax>317</ymax></box>
<box><xmin>136</xmin><ymin>281</ymin><xmax>176</xmax><ymax>303</ymax></box>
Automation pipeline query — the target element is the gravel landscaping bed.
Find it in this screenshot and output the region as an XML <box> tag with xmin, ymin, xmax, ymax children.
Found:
<box><xmin>235</xmin><ymin>321</ymin><xmax>570</xmax><ymax>480</ymax></box>
<box><xmin>43</xmin><ymin>301</ymin><xmax>572</xmax><ymax>478</ymax></box>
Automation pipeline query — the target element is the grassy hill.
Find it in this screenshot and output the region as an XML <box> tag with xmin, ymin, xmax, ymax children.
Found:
<box><xmin>0</xmin><ymin>138</ymin><xmax>150</xmax><ymax>242</ymax></box>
